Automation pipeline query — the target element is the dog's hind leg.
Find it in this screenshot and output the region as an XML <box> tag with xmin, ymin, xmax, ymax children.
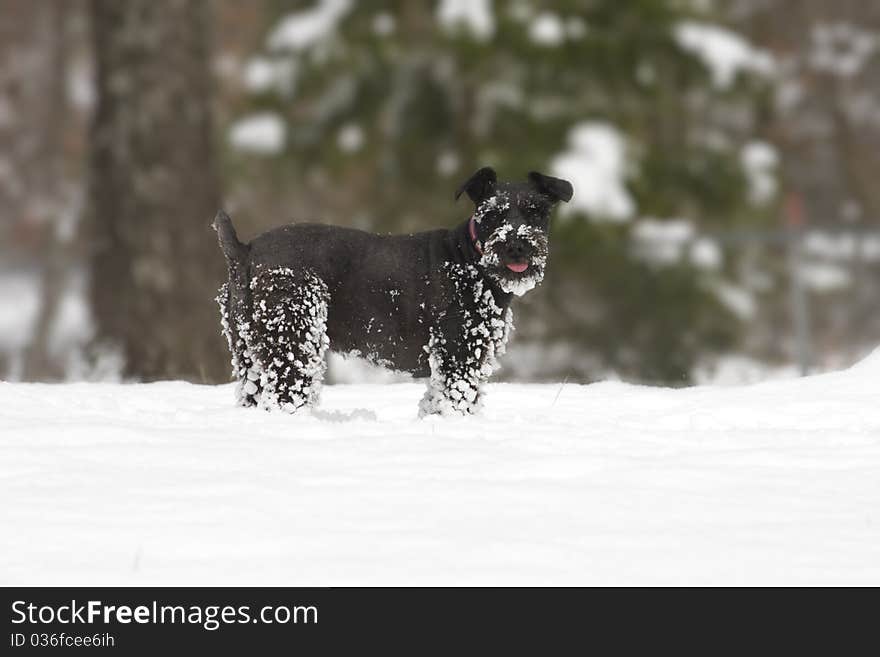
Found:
<box><xmin>217</xmin><ymin>282</ymin><xmax>262</xmax><ymax>407</ymax></box>
<box><xmin>249</xmin><ymin>268</ymin><xmax>330</xmax><ymax>413</ymax></box>
<box><xmin>214</xmin><ymin>210</ymin><xmax>262</xmax><ymax>407</ymax></box>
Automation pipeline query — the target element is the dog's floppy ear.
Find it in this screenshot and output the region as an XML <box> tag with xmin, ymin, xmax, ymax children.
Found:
<box><xmin>528</xmin><ymin>171</ymin><xmax>573</xmax><ymax>203</ymax></box>
<box><xmin>455</xmin><ymin>167</ymin><xmax>498</xmax><ymax>204</ymax></box>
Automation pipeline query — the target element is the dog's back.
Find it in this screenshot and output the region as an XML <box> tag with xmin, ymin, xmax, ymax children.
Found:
<box><xmin>247</xmin><ymin>223</ymin><xmax>426</xmax><ymax>283</ymax></box>
<box><xmin>215</xmin><ymin>216</ymin><xmax>450</xmax><ymax>377</ymax></box>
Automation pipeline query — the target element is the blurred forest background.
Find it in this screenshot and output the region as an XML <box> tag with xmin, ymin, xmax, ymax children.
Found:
<box><xmin>2</xmin><ymin>0</ymin><xmax>880</xmax><ymax>386</ymax></box>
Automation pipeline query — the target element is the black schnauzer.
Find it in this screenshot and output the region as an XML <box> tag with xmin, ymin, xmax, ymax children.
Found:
<box><xmin>214</xmin><ymin>167</ymin><xmax>573</xmax><ymax>416</ymax></box>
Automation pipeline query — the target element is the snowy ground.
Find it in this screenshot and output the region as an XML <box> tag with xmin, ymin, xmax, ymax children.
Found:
<box><xmin>2</xmin><ymin>354</ymin><xmax>879</xmax><ymax>586</ymax></box>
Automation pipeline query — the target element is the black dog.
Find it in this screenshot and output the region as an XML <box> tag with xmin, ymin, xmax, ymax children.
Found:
<box><xmin>214</xmin><ymin>167</ymin><xmax>573</xmax><ymax>416</ymax></box>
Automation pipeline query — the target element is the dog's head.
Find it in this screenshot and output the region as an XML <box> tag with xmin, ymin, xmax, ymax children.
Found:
<box><xmin>456</xmin><ymin>167</ymin><xmax>573</xmax><ymax>296</ymax></box>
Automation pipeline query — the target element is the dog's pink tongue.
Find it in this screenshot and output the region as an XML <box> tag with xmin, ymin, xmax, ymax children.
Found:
<box><xmin>506</xmin><ymin>262</ymin><xmax>529</xmax><ymax>273</ymax></box>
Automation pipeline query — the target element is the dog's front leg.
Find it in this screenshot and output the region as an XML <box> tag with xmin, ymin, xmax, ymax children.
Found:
<box><xmin>418</xmin><ymin>283</ymin><xmax>514</xmax><ymax>417</ymax></box>
<box><xmin>419</xmin><ymin>327</ymin><xmax>488</xmax><ymax>417</ymax></box>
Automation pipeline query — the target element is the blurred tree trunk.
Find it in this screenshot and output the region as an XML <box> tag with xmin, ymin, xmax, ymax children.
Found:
<box><xmin>88</xmin><ymin>0</ymin><xmax>227</xmax><ymax>382</ymax></box>
<box><xmin>1</xmin><ymin>0</ymin><xmax>81</xmax><ymax>381</ymax></box>
<box><xmin>22</xmin><ymin>0</ymin><xmax>69</xmax><ymax>381</ymax></box>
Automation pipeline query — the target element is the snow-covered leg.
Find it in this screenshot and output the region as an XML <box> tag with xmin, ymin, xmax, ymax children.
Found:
<box><xmin>216</xmin><ymin>282</ymin><xmax>234</xmax><ymax>368</ymax></box>
<box><xmin>234</xmin><ymin>321</ymin><xmax>262</xmax><ymax>407</ymax></box>
<box><xmin>418</xmin><ymin>284</ymin><xmax>514</xmax><ymax>418</ymax></box>
<box><xmin>250</xmin><ymin>269</ymin><xmax>330</xmax><ymax>414</ymax></box>
<box><xmin>419</xmin><ymin>330</ymin><xmax>485</xmax><ymax>417</ymax></box>
<box><xmin>216</xmin><ymin>282</ymin><xmax>261</xmax><ymax>407</ymax></box>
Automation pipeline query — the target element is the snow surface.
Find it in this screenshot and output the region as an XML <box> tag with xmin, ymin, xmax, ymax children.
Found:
<box><xmin>712</xmin><ymin>281</ymin><xmax>757</xmax><ymax>320</ymax></box>
<box><xmin>804</xmin><ymin>231</ymin><xmax>880</xmax><ymax>263</ymax></box>
<box><xmin>267</xmin><ymin>0</ymin><xmax>352</xmax><ymax>52</ymax></box>
<box><xmin>0</xmin><ymin>272</ymin><xmax>40</xmax><ymax>351</ymax></box>
<box><xmin>810</xmin><ymin>22</ymin><xmax>877</xmax><ymax>78</ymax></box>
<box><xmin>228</xmin><ymin>113</ymin><xmax>286</xmax><ymax>155</ymax></box>
<box><xmin>3</xmin><ymin>353</ymin><xmax>880</xmax><ymax>586</ymax></box>
<box><xmin>529</xmin><ymin>12</ymin><xmax>565</xmax><ymax>47</ymax></box>
<box><xmin>797</xmin><ymin>262</ymin><xmax>851</xmax><ymax>293</ymax></box>
<box><xmin>372</xmin><ymin>12</ymin><xmax>396</xmax><ymax>38</ymax></box>
<box><xmin>243</xmin><ymin>57</ymin><xmax>296</xmax><ymax>96</ymax></box>
<box><xmin>631</xmin><ymin>219</ymin><xmax>723</xmax><ymax>270</ymax></box>
<box><xmin>689</xmin><ymin>237</ymin><xmax>723</xmax><ymax>270</ymax></box>
<box><xmin>552</xmin><ymin>121</ymin><xmax>634</xmax><ymax>222</ymax></box>
<box><xmin>675</xmin><ymin>21</ymin><xmax>776</xmax><ymax>89</ymax></box>
<box><xmin>336</xmin><ymin>123</ymin><xmax>364</xmax><ymax>153</ymax></box>
<box><xmin>740</xmin><ymin>140</ymin><xmax>779</xmax><ymax>206</ymax></box>
<box><xmin>436</xmin><ymin>0</ymin><xmax>495</xmax><ymax>41</ymax></box>
<box><xmin>631</xmin><ymin>218</ymin><xmax>695</xmax><ymax>266</ymax></box>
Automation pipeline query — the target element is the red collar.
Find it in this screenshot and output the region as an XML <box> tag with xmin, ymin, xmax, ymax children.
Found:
<box><xmin>468</xmin><ymin>215</ymin><xmax>482</xmax><ymax>254</ymax></box>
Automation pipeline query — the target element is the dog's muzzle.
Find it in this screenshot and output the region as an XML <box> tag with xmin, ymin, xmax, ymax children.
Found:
<box><xmin>478</xmin><ymin>224</ymin><xmax>549</xmax><ymax>296</ymax></box>
<box><xmin>501</xmin><ymin>238</ymin><xmax>532</xmax><ymax>272</ymax></box>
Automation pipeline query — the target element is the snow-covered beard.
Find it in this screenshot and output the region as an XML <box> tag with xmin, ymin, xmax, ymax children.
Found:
<box><xmin>478</xmin><ymin>223</ymin><xmax>549</xmax><ymax>296</ymax></box>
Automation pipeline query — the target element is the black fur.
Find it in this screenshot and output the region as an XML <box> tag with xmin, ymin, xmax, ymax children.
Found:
<box><xmin>214</xmin><ymin>168</ymin><xmax>573</xmax><ymax>416</ymax></box>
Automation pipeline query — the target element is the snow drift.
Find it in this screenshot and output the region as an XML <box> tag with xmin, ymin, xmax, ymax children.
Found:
<box><xmin>2</xmin><ymin>352</ymin><xmax>880</xmax><ymax>585</ymax></box>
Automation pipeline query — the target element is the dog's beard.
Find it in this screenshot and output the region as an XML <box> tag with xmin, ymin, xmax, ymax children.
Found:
<box><xmin>478</xmin><ymin>224</ymin><xmax>548</xmax><ymax>296</ymax></box>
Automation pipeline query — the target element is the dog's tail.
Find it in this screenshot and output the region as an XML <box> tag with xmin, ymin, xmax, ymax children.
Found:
<box><xmin>212</xmin><ymin>210</ymin><xmax>248</xmax><ymax>265</ymax></box>
<box><xmin>213</xmin><ymin>211</ymin><xmax>251</xmax><ymax>381</ymax></box>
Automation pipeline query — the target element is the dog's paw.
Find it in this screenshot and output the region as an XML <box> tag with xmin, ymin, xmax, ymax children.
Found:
<box><xmin>418</xmin><ymin>387</ymin><xmax>482</xmax><ymax>418</ymax></box>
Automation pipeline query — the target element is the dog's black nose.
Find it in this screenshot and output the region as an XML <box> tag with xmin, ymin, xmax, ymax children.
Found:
<box><xmin>505</xmin><ymin>240</ymin><xmax>530</xmax><ymax>262</ymax></box>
